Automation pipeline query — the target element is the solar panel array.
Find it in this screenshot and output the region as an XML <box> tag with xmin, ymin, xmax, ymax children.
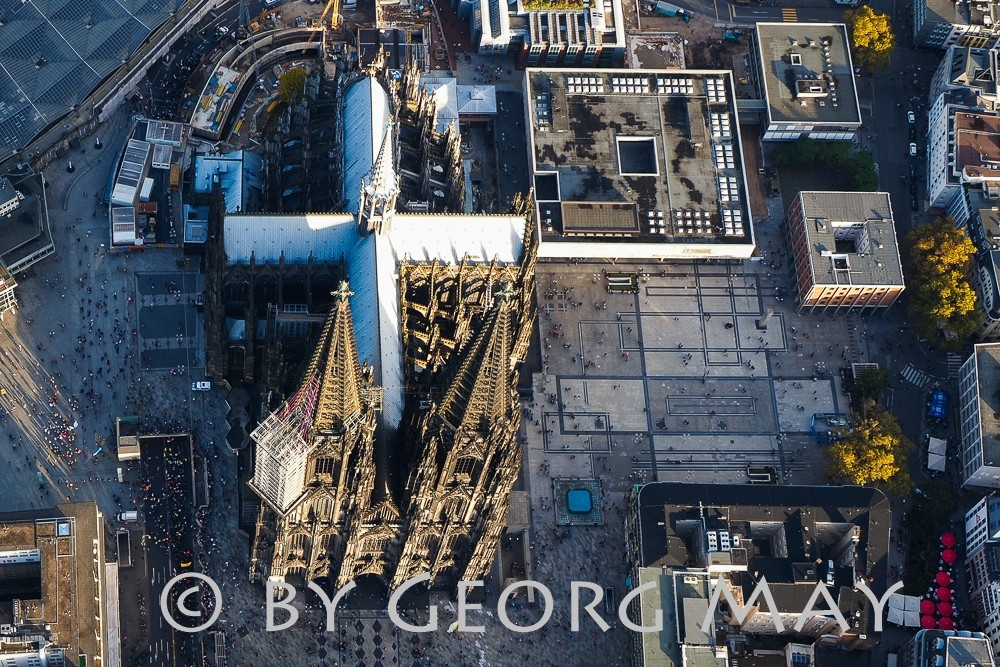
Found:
<box><xmin>0</xmin><ymin>0</ymin><xmax>175</xmax><ymax>153</ymax></box>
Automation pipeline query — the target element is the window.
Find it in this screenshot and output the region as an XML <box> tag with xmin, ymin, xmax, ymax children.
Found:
<box><xmin>314</xmin><ymin>457</ymin><xmax>335</xmax><ymax>475</ymax></box>
<box><xmin>455</xmin><ymin>458</ymin><xmax>476</xmax><ymax>476</ymax></box>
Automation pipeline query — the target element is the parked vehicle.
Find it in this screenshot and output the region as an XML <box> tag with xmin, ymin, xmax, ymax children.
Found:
<box><xmin>909</xmin><ymin>143</ymin><xmax>918</xmax><ymax>157</ymax></box>
<box><xmin>191</xmin><ymin>381</ymin><xmax>211</xmax><ymax>391</ymax></box>
<box><xmin>655</xmin><ymin>1</ymin><xmax>691</xmax><ymax>20</ymax></box>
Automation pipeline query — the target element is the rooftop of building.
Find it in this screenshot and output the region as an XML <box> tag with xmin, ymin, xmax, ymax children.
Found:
<box><xmin>524</xmin><ymin>67</ymin><xmax>753</xmax><ymax>247</ymax></box>
<box><xmin>955</xmin><ymin>110</ymin><xmax>1000</xmax><ymax>180</ymax></box>
<box><xmin>635</xmin><ymin>482</ymin><xmax>891</xmax><ymax>606</ymax></box>
<box><xmin>792</xmin><ymin>191</ymin><xmax>904</xmax><ymax>289</ymax></box>
<box><xmin>920</xmin><ymin>0</ymin><xmax>990</xmax><ymax>29</ymax></box>
<box><xmin>754</xmin><ymin>23</ymin><xmax>861</xmax><ymax>126</ymax></box>
<box><xmin>911</xmin><ymin>629</ymin><xmax>996</xmax><ymax>666</ymax></box>
<box><xmin>946</xmin><ymin>47</ymin><xmax>998</xmax><ymax>96</ymax></box>
<box><xmin>0</xmin><ymin>502</ymin><xmax>104</xmax><ymax>665</ymax></box>
<box><xmin>974</xmin><ymin>343</ymin><xmax>1000</xmax><ymax>464</ymax></box>
<box><xmin>0</xmin><ymin>170</ymin><xmax>53</xmax><ymax>275</ymax></box>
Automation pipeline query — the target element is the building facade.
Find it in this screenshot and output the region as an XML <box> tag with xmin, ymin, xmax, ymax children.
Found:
<box><xmin>467</xmin><ymin>0</ymin><xmax>626</xmax><ymax>66</ymax></box>
<box><xmin>926</xmin><ymin>98</ymin><xmax>1000</xmax><ymax>223</ymax></box>
<box><xmin>966</xmin><ymin>199</ymin><xmax>1000</xmax><ymax>339</ymax></box>
<box><xmin>964</xmin><ymin>495</ymin><xmax>1000</xmax><ymax>652</ymax></box>
<box><xmin>959</xmin><ymin>343</ymin><xmax>1000</xmax><ymax>487</ymax></box>
<box><xmin>786</xmin><ymin>191</ymin><xmax>905</xmax><ymax>312</ymax></box>
<box><xmin>914</xmin><ymin>0</ymin><xmax>1000</xmax><ymax>49</ymax></box>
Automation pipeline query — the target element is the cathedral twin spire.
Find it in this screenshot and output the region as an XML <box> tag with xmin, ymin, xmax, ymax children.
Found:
<box><xmin>306</xmin><ymin>281</ymin><xmax>365</xmax><ymax>433</ymax></box>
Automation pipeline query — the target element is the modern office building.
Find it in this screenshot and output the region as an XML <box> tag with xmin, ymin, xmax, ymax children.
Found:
<box><xmin>913</xmin><ymin>0</ymin><xmax>1000</xmax><ymax>49</ymax></box>
<box><xmin>929</xmin><ymin>46</ymin><xmax>1000</xmax><ymax>109</ymax></box>
<box><xmin>786</xmin><ymin>191</ymin><xmax>905</xmax><ymax>312</ymax></box>
<box><xmin>748</xmin><ymin>23</ymin><xmax>862</xmax><ymax>141</ymax></box>
<box><xmin>468</xmin><ymin>0</ymin><xmax>626</xmax><ymax>67</ymax></box>
<box><xmin>959</xmin><ymin>343</ymin><xmax>1000</xmax><ymax>487</ymax></box>
<box><xmin>524</xmin><ymin>67</ymin><xmax>756</xmax><ymax>260</ymax></box>
<box><xmin>926</xmin><ymin>100</ymin><xmax>1000</xmax><ymax>224</ymax></box>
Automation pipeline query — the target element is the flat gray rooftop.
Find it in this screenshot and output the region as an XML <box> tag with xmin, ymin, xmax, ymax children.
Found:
<box><xmin>755</xmin><ymin>23</ymin><xmax>861</xmax><ymax>126</ymax></box>
<box><xmin>525</xmin><ymin>68</ymin><xmax>753</xmax><ymax>247</ymax></box>
<box><xmin>796</xmin><ymin>191</ymin><xmax>904</xmax><ymax>289</ymax></box>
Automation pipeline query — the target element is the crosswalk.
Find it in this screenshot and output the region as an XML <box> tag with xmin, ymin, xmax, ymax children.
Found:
<box><xmin>782</xmin><ymin>7</ymin><xmax>798</xmax><ymax>21</ymax></box>
<box><xmin>900</xmin><ymin>364</ymin><xmax>932</xmax><ymax>388</ymax></box>
<box><xmin>947</xmin><ymin>353</ymin><xmax>964</xmax><ymax>379</ymax></box>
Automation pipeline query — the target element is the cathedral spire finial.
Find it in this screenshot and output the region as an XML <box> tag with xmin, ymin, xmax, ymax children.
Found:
<box><xmin>496</xmin><ymin>282</ymin><xmax>515</xmax><ymax>303</ymax></box>
<box><xmin>333</xmin><ymin>281</ymin><xmax>354</xmax><ymax>303</ymax></box>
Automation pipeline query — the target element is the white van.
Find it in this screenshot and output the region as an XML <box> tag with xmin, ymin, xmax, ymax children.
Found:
<box><xmin>191</xmin><ymin>381</ymin><xmax>211</xmax><ymax>391</ymax></box>
<box><xmin>117</xmin><ymin>511</ymin><xmax>138</xmax><ymax>522</ymax></box>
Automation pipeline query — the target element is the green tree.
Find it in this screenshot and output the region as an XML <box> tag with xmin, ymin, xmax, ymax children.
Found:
<box><xmin>853</xmin><ymin>368</ymin><xmax>889</xmax><ymax>403</ymax></box>
<box><xmin>826</xmin><ymin>411</ymin><xmax>913</xmax><ymax>494</ymax></box>
<box><xmin>277</xmin><ymin>68</ymin><xmax>307</xmax><ymax>104</ymax></box>
<box><xmin>846</xmin><ymin>6</ymin><xmax>895</xmax><ymax>70</ymax></box>
<box><xmin>848</xmin><ymin>152</ymin><xmax>878</xmax><ymax>190</ymax></box>
<box><xmin>903</xmin><ymin>217</ymin><xmax>980</xmax><ymax>343</ymax></box>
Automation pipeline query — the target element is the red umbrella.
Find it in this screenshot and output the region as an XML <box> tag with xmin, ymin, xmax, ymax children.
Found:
<box><xmin>942</xmin><ymin>533</ymin><xmax>958</xmax><ymax>548</ymax></box>
<box><xmin>938</xmin><ymin>601</ymin><xmax>953</xmax><ymax>617</ymax></box>
<box><xmin>937</xmin><ymin>587</ymin><xmax>952</xmax><ymax>601</ymax></box>
<box><xmin>920</xmin><ymin>599</ymin><xmax>937</xmax><ymax>614</ymax></box>
<box><xmin>936</xmin><ymin>571</ymin><xmax>952</xmax><ymax>586</ymax></box>
<box><xmin>939</xmin><ymin>616</ymin><xmax>955</xmax><ymax>630</ymax></box>
<box><xmin>942</xmin><ymin>549</ymin><xmax>958</xmax><ymax>565</ymax></box>
<box><xmin>921</xmin><ymin>615</ymin><xmax>936</xmax><ymax>629</ymax></box>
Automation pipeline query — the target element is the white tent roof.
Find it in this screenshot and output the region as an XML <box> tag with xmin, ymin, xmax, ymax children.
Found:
<box><xmin>928</xmin><ymin>436</ymin><xmax>947</xmax><ymax>472</ymax></box>
<box><xmin>887</xmin><ymin>606</ymin><xmax>904</xmax><ymax>626</ymax></box>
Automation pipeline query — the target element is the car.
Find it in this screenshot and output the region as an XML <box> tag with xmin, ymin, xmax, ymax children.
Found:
<box><xmin>216</xmin><ymin>25</ymin><xmax>229</xmax><ymax>36</ymax></box>
<box><xmin>911</xmin><ymin>196</ymin><xmax>919</xmax><ymax>211</ymax></box>
<box><xmin>191</xmin><ymin>381</ymin><xmax>211</xmax><ymax>391</ymax></box>
<box><xmin>909</xmin><ymin>143</ymin><xmax>918</xmax><ymax>157</ymax></box>
<box><xmin>908</xmin><ymin>110</ymin><xmax>916</xmax><ymax>124</ymax></box>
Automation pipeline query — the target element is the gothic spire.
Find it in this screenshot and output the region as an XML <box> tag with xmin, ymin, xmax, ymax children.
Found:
<box><xmin>435</xmin><ymin>284</ymin><xmax>516</xmax><ymax>434</ymax></box>
<box><xmin>306</xmin><ymin>281</ymin><xmax>364</xmax><ymax>433</ymax></box>
<box><xmin>367</xmin><ymin>117</ymin><xmax>397</xmax><ymax>199</ymax></box>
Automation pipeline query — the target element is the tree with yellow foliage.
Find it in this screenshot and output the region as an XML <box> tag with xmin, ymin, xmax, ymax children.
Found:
<box><xmin>903</xmin><ymin>217</ymin><xmax>981</xmax><ymax>343</ymax></box>
<box><xmin>826</xmin><ymin>411</ymin><xmax>913</xmax><ymax>495</ymax></box>
<box><xmin>846</xmin><ymin>6</ymin><xmax>895</xmax><ymax>70</ymax></box>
